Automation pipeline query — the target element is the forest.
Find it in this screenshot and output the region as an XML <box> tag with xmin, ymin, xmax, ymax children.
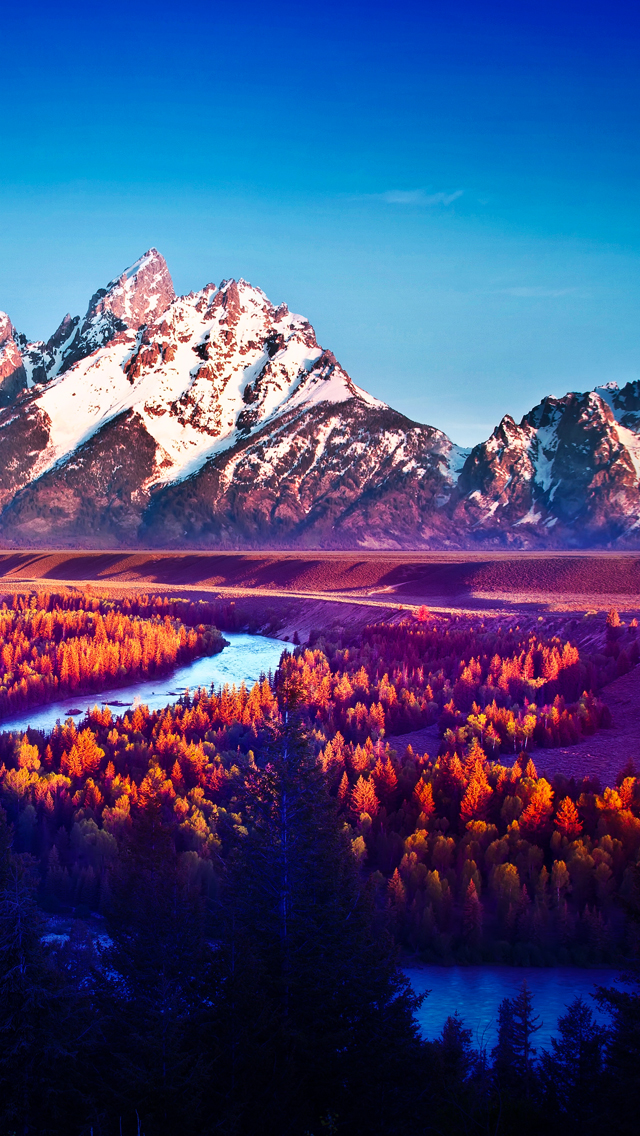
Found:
<box><xmin>0</xmin><ymin>592</ymin><xmax>639</xmax><ymax>1134</ymax></box>
<box><xmin>0</xmin><ymin>592</ymin><xmax>225</xmax><ymax>717</ymax></box>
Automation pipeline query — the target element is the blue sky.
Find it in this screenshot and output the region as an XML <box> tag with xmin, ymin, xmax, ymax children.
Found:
<box><xmin>0</xmin><ymin>0</ymin><xmax>638</xmax><ymax>445</ymax></box>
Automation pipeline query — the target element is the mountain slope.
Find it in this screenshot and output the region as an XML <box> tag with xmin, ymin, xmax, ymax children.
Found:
<box><xmin>453</xmin><ymin>384</ymin><xmax>640</xmax><ymax>547</ymax></box>
<box><xmin>0</xmin><ymin>248</ymin><xmax>639</xmax><ymax>550</ymax></box>
<box><xmin>139</xmin><ymin>400</ymin><xmax>461</xmax><ymax>549</ymax></box>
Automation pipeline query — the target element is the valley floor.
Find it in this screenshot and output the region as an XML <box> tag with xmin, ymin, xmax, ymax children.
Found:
<box><xmin>0</xmin><ymin>547</ymin><xmax>640</xmax><ymax>612</ymax></box>
<box><xmin>1</xmin><ymin>548</ymin><xmax>639</xmax><ymax>786</ymax></box>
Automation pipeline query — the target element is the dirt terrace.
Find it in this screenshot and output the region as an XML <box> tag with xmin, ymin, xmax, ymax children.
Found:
<box><xmin>0</xmin><ymin>549</ymin><xmax>640</xmax><ymax>615</ymax></box>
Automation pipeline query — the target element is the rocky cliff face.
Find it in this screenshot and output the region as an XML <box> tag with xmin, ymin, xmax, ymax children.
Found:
<box><xmin>15</xmin><ymin>249</ymin><xmax>175</xmax><ymax>387</ymax></box>
<box><xmin>453</xmin><ymin>385</ymin><xmax>640</xmax><ymax>547</ymax></box>
<box><xmin>0</xmin><ymin>249</ymin><xmax>638</xmax><ymax>549</ymax></box>
<box><xmin>0</xmin><ymin>313</ymin><xmax>27</xmax><ymax>407</ymax></box>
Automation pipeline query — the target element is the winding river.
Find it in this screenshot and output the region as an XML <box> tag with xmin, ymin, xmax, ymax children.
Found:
<box><xmin>0</xmin><ymin>631</ymin><xmax>287</xmax><ymax>736</ymax></box>
<box><xmin>1</xmin><ymin>632</ymin><xmax>623</xmax><ymax>1038</ymax></box>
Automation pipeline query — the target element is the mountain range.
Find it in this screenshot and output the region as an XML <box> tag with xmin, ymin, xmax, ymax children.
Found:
<box><xmin>0</xmin><ymin>248</ymin><xmax>638</xmax><ymax>550</ymax></box>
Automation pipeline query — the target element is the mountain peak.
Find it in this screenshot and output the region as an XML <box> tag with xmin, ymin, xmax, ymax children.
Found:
<box><xmin>21</xmin><ymin>249</ymin><xmax>177</xmax><ymax>382</ymax></box>
<box><xmin>87</xmin><ymin>247</ymin><xmax>175</xmax><ymax>333</ymax></box>
<box><xmin>0</xmin><ymin>312</ymin><xmax>25</xmax><ymax>406</ymax></box>
<box><xmin>0</xmin><ymin>312</ymin><xmax>13</xmax><ymax>345</ymax></box>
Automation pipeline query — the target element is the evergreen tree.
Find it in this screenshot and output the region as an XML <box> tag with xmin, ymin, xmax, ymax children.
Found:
<box><xmin>492</xmin><ymin>996</ymin><xmax>519</xmax><ymax>1094</ymax></box>
<box><xmin>540</xmin><ymin>996</ymin><xmax>606</xmax><ymax>1135</ymax></box>
<box><xmin>596</xmin><ymin>967</ymin><xmax>640</xmax><ymax>1134</ymax></box>
<box><xmin>492</xmin><ymin>984</ymin><xmax>543</xmax><ymax>1134</ymax></box>
<box><xmin>0</xmin><ymin>807</ymin><xmax>86</xmax><ymax>1133</ymax></box>
<box><xmin>215</xmin><ymin>666</ymin><xmax>425</xmax><ymax>1135</ymax></box>
<box><xmin>509</xmin><ymin>982</ymin><xmax>541</xmax><ymax>1097</ymax></box>
<box><xmin>425</xmin><ymin>1013</ymin><xmax>493</xmax><ymax>1135</ymax></box>
<box><xmin>92</xmin><ymin>786</ymin><xmax>215</xmax><ymax>1134</ymax></box>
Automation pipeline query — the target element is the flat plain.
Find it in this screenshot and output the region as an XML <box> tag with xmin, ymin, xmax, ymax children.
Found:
<box><xmin>0</xmin><ymin>549</ymin><xmax>639</xmax><ymax>613</ymax></box>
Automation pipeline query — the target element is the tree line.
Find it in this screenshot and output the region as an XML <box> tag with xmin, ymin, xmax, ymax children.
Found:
<box><xmin>0</xmin><ymin>592</ymin><xmax>224</xmax><ymax>717</ymax></box>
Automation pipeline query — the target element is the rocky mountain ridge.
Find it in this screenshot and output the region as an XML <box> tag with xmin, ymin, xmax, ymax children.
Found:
<box><xmin>0</xmin><ymin>249</ymin><xmax>638</xmax><ymax>549</ymax></box>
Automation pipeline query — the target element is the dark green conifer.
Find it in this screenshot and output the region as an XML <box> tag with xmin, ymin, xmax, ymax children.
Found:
<box><xmin>215</xmin><ymin>665</ymin><xmax>425</xmax><ymax>1135</ymax></box>
<box><xmin>93</xmin><ymin>786</ymin><xmax>215</xmax><ymax>1134</ymax></box>
<box><xmin>540</xmin><ymin>996</ymin><xmax>606</xmax><ymax>1135</ymax></box>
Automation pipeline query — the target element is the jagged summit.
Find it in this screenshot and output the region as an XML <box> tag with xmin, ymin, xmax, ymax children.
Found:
<box><xmin>0</xmin><ymin>312</ymin><xmax>26</xmax><ymax>406</ymax></box>
<box><xmin>0</xmin><ymin>249</ymin><xmax>638</xmax><ymax>549</ymax></box>
<box><xmin>16</xmin><ymin>248</ymin><xmax>176</xmax><ymax>388</ymax></box>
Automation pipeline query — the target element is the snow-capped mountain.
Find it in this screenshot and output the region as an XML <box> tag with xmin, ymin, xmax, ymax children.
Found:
<box><xmin>0</xmin><ymin>249</ymin><xmax>464</xmax><ymax>547</ymax></box>
<box><xmin>452</xmin><ymin>384</ymin><xmax>640</xmax><ymax>547</ymax></box>
<box><xmin>0</xmin><ymin>248</ymin><xmax>638</xmax><ymax>550</ymax></box>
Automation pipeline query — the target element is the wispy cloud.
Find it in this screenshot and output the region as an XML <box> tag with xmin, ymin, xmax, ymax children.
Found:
<box><xmin>380</xmin><ymin>189</ymin><xmax>463</xmax><ymax>206</ymax></box>
<box><xmin>496</xmin><ymin>286</ymin><xmax>581</xmax><ymax>299</ymax></box>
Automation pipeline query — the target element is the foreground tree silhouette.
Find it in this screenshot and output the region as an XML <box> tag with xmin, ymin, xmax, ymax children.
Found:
<box><xmin>491</xmin><ymin>983</ymin><xmax>544</xmax><ymax>1134</ymax></box>
<box><xmin>540</xmin><ymin>996</ymin><xmax>607</xmax><ymax>1135</ymax></box>
<box><xmin>594</xmin><ymin>861</ymin><xmax>640</xmax><ymax>1136</ymax></box>
<box><xmin>0</xmin><ymin>807</ymin><xmax>87</xmax><ymax>1133</ymax></box>
<box><xmin>215</xmin><ymin>666</ymin><xmax>425</xmax><ymax>1135</ymax></box>
<box><xmin>424</xmin><ymin>1013</ymin><xmax>496</xmax><ymax>1135</ymax></box>
<box><xmin>92</xmin><ymin>782</ymin><xmax>215</xmax><ymax>1134</ymax></box>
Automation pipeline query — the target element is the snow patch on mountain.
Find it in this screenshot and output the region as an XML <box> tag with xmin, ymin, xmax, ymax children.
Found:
<box><xmin>446</xmin><ymin>443</ymin><xmax>471</xmax><ymax>477</ymax></box>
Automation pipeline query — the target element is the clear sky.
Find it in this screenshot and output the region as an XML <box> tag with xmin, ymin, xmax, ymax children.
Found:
<box><xmin>0</xmin><ymin>0</ymin><xmax>638</xmax><ymax>446</ymax></box>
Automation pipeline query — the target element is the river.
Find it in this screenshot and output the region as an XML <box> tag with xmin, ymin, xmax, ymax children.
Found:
<box><xmin>1</xmin><ymin>633</ymin><xmax>625</xmax><ymax>1046</ymax></box>
<box><xmin>405</xmin><ymin>965</ymin><xmax>623</xmax><ymax>1049</ymax></box>
<box><xmin>0</xmin><ymin>631</ymin><xmax>287</xmax><ymax>736</ymax></box>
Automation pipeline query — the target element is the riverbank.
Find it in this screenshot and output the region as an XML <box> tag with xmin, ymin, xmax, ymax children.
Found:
<box><xmin>0</xmin><ymin>631</ymin><xmax>285</xmax><ymax>736</ymax></box>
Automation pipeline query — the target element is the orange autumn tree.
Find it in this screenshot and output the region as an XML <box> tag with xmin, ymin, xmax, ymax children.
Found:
<box><xmin>61</xmin><ymin>730</ymin><xmax>105</xmax><ymax>779</ymax></box>
<box><xmin>460</xmin><ymin>767</ymin><xmax>493</xmax><ymax>824</ymax></box>
<box><xmin>555</xmin><ymin>796</ymin><xmax>583</xmax><ymax>839</ymax></box>
<box><xmin>414</xmin><ymin>777</ymin><xmax>435</xmax><ymax>819</ymax></box>
<box><xmin>350</xmin><ymin>776</ymin><xmax>380</xmax><ymax>818</ymax></box>
<box><xmin>0</xmin><ymin>592</ymin><xmax>222</xmax><ymax>720</ymax></box>
<box><xmin>520</xmin><ymin>779</ymin><xmax>554</xmax><ymax>834</ymax></box>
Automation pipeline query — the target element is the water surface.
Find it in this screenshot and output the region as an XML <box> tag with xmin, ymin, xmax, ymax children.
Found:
<box><xmin>0</xmin><ymin>632</ymin><xmax>286</xmax><ymax>735</ymax></box>
<box><xmin>405</xmin><ymin>965</ymin><xmax>623</xmax><ymax>1050</ymax></box>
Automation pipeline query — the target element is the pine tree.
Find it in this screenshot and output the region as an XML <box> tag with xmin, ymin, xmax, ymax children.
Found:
<box><xmin>492</xmin><ymin>996</ymin><xmax>519</xmax><ymax>1093</ymax></box>
<box><xmin>492</xmin><ymin>983</ymin><xmax>541</xmax><ymax>1100</ymax></box>
<box><xmin>215</xmin><ymin>666</ymin><xmax>425</xmax><ymax>1134</ymax></box>
<box><xmin>540</xmin><ymin>997</ymin><xmax>606</xmax><ymax>1134</ymax></box>
<box><xmin>92</xmin><ymin>787</ymin><xmax>214</xmax><ymax>1133</ymax></box>
<box><xmin>426</xmin><ymin>1012</ymin><xmax>489</xmax><ymax>1133</ymax></box>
